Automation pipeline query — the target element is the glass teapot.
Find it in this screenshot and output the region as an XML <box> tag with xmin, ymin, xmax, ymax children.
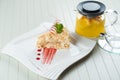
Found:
<box><xmin>75</xmin><ymin>1</ymin><xmax>118</xmax><ymax>38</ymax></box>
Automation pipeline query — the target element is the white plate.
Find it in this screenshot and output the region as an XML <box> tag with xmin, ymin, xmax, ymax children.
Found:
<box><xmin>1</xmin><ymin>23</ymin><xmax>96</xmax><ymax>80</ymax></box>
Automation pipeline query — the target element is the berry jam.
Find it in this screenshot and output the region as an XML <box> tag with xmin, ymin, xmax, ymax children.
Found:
<box><xmin>37</xmin><ymin>49</ymin><xmax>41</xmax><ymax>52</ymax></box>
<box><xmin>36</xmin><ymin>57</ymin><xmax>40</xmax><ymax>60</ymax></box>
<box><xmin>37</xmin><ymin>53</ymin><xmax>41</xmax><ymax>56</ymax></box>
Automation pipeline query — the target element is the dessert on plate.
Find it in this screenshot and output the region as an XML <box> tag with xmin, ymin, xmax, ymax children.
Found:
<box><xmin>36</xmin><ymin>22</ymin><xmax>70</xmax><ymax>64</ymax></box>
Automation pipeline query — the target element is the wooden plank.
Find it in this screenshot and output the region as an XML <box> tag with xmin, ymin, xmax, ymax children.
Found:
<box><xmin>8</xmin><ymin>58</ymin><xmax>19</xmax><ymax>80</ymax></box>
<box><xmin>99</xmin><ymin>48</ymin><xmax>120</xmax><ymax>80</ymax></box>
<box><xmin>47</xmin><ymin>0</ymin><xmax>57</xmax><ymax>21</ymax></box>
<box><xmin>65</xmin><ymin>0</ymin><xmax>76</xmax><ymax>26</ymax></box>
<box><xmin>28</xmin><ymin>71</ymin><xmax>38</xmax><ymax>80</ymax></box>
<box><xmin>68</xmin><ymin>65</ymin><xmax>81</xmax><ymax>80</ymax></box>
<box><xmin>54</xmin><ymin>0</ymin><xmax>67</xmax><ymax>26</ymax></box>
<box><xmin>18</xmin><ymin>63</ymin><xmax>29</xmax><ymax>80</ymax></box>
<box><xmin>84</xmin><ymin>53</ymin><xmax>101</xmax><ymax>80</ymax></box>
<box><xmin>39</xmin><ymin>0</ymin><xmax>50</xmax><ymax>22</ymax></box>
<box><xmin>38</xmin><ymin>75</ymin><xmax>48</xmax><ymax>80</ymax></box>
<box><xmin>110</xmin><ymin>54</ymin><xmax>120</xmax><ymax>77</ymax></box>
<box><xmin>77</xmin><ymin>63</ymin><xmax>90</xmax><ymax>80</ymax></box>
<box><xmin>59</xmin><ymin>64</ymin><xmax>80</xmax><ymax>80</ymax></box>
<box><xmin>59</xmin><ymin>71</ymin><xmax>70</xmax><ymax>80</ymax></box>
<box><xmin>0</xmin><ymin>55</ymin><xmax>10</xmax><ymax>80</ymax></box>
<box><xmin>58</xmin><ymin>0</ymin><xmax>73</xmax><ymax>31</ymax></box>
<box><xmin>33</xmin><ymin>0</ymin><xmax>43</xmax><ymax>25</ymax></box>
<box><xmin>92</xmin><ymin>46</ymin><xmax>111</xmax><ymax>80</ymax></box>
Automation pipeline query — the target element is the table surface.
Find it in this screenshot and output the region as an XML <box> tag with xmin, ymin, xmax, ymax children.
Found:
<box><xmin>0</xmin><ymin>0</ymin><xmax>120</xmax><ymax>80</ymax></box>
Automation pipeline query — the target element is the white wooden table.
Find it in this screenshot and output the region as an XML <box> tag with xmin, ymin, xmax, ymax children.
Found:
<box><xmin>0</xmin><ymin>0</ymin><xmax>120</xmax><ymax>80</ymax></box>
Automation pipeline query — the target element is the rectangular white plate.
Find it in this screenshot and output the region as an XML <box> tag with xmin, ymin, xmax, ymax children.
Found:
<box><xmin>1</xmin><ymin>23</ymin><xmax>96</xmax><ymax>80</ymax></box>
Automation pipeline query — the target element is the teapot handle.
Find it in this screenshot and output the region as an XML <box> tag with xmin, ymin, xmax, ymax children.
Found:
<box><xmin>99</xmin><ymin>10</ymin><xmax>118</xmax><ymax>39</ymax></box>
<box><xmin>105</xmin><ymin>10</ymin><xmax>118</xmax><ymax>27</ymax></box>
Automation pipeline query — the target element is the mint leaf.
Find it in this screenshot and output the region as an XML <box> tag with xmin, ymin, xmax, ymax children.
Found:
<box><xmin>55</xmin><ymin>23</ymin><xmax>63</xmax><ymax>33</ymax></box>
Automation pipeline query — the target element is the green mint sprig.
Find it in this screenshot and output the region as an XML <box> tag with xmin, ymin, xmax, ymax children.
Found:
<box><xmin>55</xmin><ymin>23</ymin><xmax>63</xmax><ymax>33</ymax></box>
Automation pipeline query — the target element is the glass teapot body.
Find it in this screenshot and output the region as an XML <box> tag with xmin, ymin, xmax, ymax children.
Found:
<box><xmin>75</xmin><ymin>12</ymin><xmax>105</xmax><ymax>38</ymax></box>
<box><xmin>75</xmin><ymin>1</ymin><xmax>106</xmax><ymax>38</ymax></box>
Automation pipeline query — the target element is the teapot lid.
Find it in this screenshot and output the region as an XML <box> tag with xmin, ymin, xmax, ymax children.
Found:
<box><xmin>77</xmin><ymin>1</ymin><xmax>106</xmax><ymax>18</ymax></box>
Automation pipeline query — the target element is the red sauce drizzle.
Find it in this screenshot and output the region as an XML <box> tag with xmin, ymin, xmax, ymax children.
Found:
<box><xmin>36</xmin><ymin>57</ymin><xmax>40</xmax><ymax>60</ymax></box>
<box><xmin>37</xmin><ymin>53</ymin><xmax>41</xmax><ymax>56</ymax></box>
<box><xmin>37</xmin><ymin>49</ymin><xmax>41</xmax><ymax>52</ymax></box>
